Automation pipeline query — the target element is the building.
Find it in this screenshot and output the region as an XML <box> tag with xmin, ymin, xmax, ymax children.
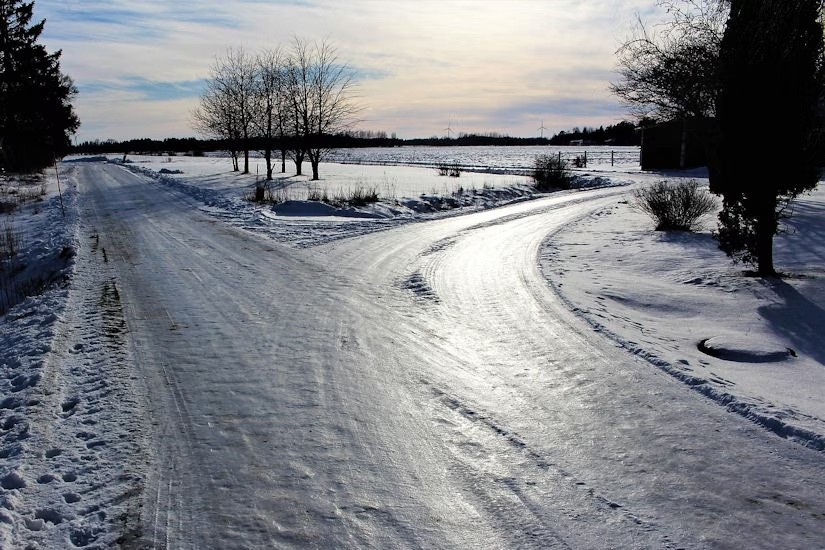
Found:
<box><xmin>639</xmin><ymin>119</ymin><xmax>709</xmax><ymax>171</ymax></box>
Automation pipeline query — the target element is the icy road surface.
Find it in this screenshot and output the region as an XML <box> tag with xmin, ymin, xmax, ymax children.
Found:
<box><xmin>78</xmin><ymin>163</ymin><xmax>825</xmax><ymax>548</ymax></box>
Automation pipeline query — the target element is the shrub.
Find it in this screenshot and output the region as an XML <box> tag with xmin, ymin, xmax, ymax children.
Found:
<box><xmin>244</xmin><ymin>181</ymin><xmax>269</xmax><ymax>203</ymax></box>
<box><xmin>632</xmin><ymin>180</ymin><xmax>717</xmax><ymax>231</ymax></box>
<box><xmin>306</xmin><ymin>184</ymin><xmax>329</xmax><ymax>203</ymax></box>
<box><xmin>244</xmin><ymin>181</ymin><xmax>289</xmax><ymax>204</ymax></box>
<box><xmin>0</xmin><ymin>220</ymin><xmax>22</xmax><ymax>260</ymax></box>
<box><xmin>533</xmin><ymin>154</ymin><xmax>573</xmax><ymax>191</ymax></box>
<box><xmin>437</xmin><ymin>163</ymin><xmax>461</xmax><ymax>177</ymax></box>
<box><xmin>0</xmin><ymin>219</ymin><xmax>24</xmax><ymax>315</ymax></box>
<box><xmin>332</xmin><ymin>186</ymin><xmax>379</xmax><ymax>207</ymax></box>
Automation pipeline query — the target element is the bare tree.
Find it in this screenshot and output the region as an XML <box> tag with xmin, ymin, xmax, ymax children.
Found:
<box><xmin>285</xmin><ymin>44</ymin><xmax>308</xmax><ymax>177</ymax></box>
<box><xmin>222</xmin><ymin>48</ymin><xmax>256</xmax><ymax>174</ymax></box>
<box><xmin>194</xmin><ymin>41</ymin><xmax>359</xmax><ymax>180</ymax></box>
<box><xmin>611</xmin><ymin>0</ymin><xmax>728</xmax><ymax>121</ymax></box>
<box><xmin>192</xmin><ymin>78</ymin><xmax>241</xmax><ymax>171</ymax></box>
<box><xmin>253</xmin><ymin>48</ymin><xmax>287</xmax><ymax>180</ymax></box>
<box><xmin>287</xmin><ymin>38</ymin><xmax>359</xmax><ymax>180</ymax></box>
<box><xmin>193</xmin><ymin>49</ymin><xmax>256</xmax><ymax>173</ymax></box>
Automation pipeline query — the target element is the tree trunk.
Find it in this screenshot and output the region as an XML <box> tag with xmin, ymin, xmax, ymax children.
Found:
<box><xmin>308</xmin><ymin>148</ymin><xmax>321</xmax><ymax>181</ymax></box>
<box><xmin>243</xmin><ymin>149</ymin><xmax>249</xmax><ymax>174</ymax></box>
<box><xmin>281</xmin><ymin>149</ymin><xmax>286</xmax><ymax>173</ymax></box>
<box><xmin>755</xmin><ymin>194</ymin><xmax>778</xmax><ymax>277</ymax></box>
<box><xmin>756</xmin><ymin>231</ymin><xmax>775</xmax><ymax>276</ymax></box>
<box><xmin>264</xmin><ymin>149</ymin><xmax>273</xmax><ymax>180</ymax></box>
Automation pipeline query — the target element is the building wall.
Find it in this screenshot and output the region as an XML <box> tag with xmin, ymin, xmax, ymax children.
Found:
<box><xmin>641</xmin><ymin>119</ymin><xmax>708</xmax><ymax>171</ymax></box>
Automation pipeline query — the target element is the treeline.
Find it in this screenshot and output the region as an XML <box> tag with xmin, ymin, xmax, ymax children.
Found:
<box><xmin>71</xmin><ymin>122</ymin><xmax>643</xmax><ymax>157</ymax></box>
<box><xmin>548</xmin><ymin>121</ymin><xmax>639</xmax><ymax>146</ymax></box>
<box><xmin>405</xmin><ymin>133</ymin><xmax>551</xmax><ymax>146</ymax></box>
<box><xmin>72</xmin><ymin>133</ymin><xmax>404</xmax><ymax>156</ymax></box>
<box><xmin>74</xmin><ymin>137</ymin><xmax>213</xmax><ymax>156</ymax></box>
<box><xmin>72</xmin><ymin>132</ymin><xmax>552</xmax><ymax>156</ymax></box>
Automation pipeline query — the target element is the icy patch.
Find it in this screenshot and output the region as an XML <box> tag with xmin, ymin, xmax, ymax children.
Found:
<box><xmin>699</xmin><ymin>336</ymin><xmax>796</xmax><ymax>363</ymax></box>
<box><xmin>402</xmin><ymin>272</ymin><xmax>440</xmax><ymax>303</ymax></box>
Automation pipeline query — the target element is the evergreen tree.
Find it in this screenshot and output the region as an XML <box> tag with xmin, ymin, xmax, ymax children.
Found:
<box><xmin>0</xmin><ymin>0</ymin><xmax>79</xmax><ymax>172</ymax></box>
<box><xmin>711</xmin><ymin>0</ymin><xmax>824</xmax><ymax>276</ymax></box>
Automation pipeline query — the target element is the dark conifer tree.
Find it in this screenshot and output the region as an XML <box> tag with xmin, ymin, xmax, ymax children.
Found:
<box><xmin>712</xmin><ymin>0</ymin><xmax>824</xmax><ymax>276</ymax></box>
<box><xmin>0</xmin><ymin>0</ymin><xmax>79</xmax><ymax>172</ymax></box>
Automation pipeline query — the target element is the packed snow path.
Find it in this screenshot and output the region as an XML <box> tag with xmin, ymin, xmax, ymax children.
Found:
<box><xmin>77</xmin><ymin>163</ymin><xmax>825</xmax><ymax>548</ymax></box>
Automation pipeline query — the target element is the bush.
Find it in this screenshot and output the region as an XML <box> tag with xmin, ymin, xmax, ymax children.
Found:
<box><xmin>437</xmin><ymin>163</ymin><xmax>461</xmax><ymax>177</ymax></box>
<box><xmin>0</xmin><ymin>219</ymin><xmax>24</xmax><ymax>315</ymax></box>
<box><xmin>632</xmin><ymin>180</ymin><xmax>717</xmax><ymax>231</ymax></box>
<box><xmin>306</xmin><ymin>184</ymin><xmax>329</xmax><ymax>203</ymax></box>
<box><xmin>533</xmin><ymin>154</ymin><xmax>573</xmax><ymax>191</ymax></box>
<box><xmin>244</xmin><ymin>181</ymin><xmax>289</xmax><ymax>204</ymax></box>
<box><xmin>331</xmin><ymin>186</ymin><xmax>379</xmax><ymax>207</ymax></box>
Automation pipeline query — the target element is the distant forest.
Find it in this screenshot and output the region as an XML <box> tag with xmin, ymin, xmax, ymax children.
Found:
<box><xmin>70</xmin><ymin>121</ymin><xmax>640</xmax><ymax>155</ymax></box>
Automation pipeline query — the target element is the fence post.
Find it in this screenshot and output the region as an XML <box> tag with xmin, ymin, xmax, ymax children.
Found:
<box><xmin>611</xmin><ymin>151</ymin><xmax>614</xmax><ymax>166</ymax></box>
<box><xmin>558</xmin><ymin>151</ymin><xmax>561</xmax><ymax>165</ymax></box>
<box><xmin>584</xmin><ymin>150</ymin><xmax>587</xmax><ymax>168</ymax></box>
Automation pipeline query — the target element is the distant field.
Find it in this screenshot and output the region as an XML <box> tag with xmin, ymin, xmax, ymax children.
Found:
<box><xmin>324</xmin><ymin>145</ymin><xmax>641</xmax><ymax>174</ymax></box>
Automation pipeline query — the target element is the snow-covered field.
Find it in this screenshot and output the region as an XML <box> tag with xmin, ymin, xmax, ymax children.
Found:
<box><xmin>1</xmin><ymin>154</ymin><xmax>824</xmax><ymax>547</ymax></box>
<box><xmin>101</xmin><ymin>154</ymin><xmax>619</xmax><ymax>248</ymax></box>
<box><xmin>324</xmin><ymin>145</ymin><xmax>641</xmax><ymax>174</ymax></box>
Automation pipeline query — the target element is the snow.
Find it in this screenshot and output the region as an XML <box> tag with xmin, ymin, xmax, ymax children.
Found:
<box><xmin>80</xmin><ymin>153</ymin><xmax>618</xmax><ymax>248</ymax></box>
<box><xmin>699</xmin><ymin>334</ymin><xmax>795</xmax><ymax>362</ymax></box>
<box><xmin>2</xmin><ymin>152</ymin><xmax>825</xmax><ymax>547</ymax></box>
<box><xmin>0</xmin><ymin>166</ymin><xmax>146</xmax><ymax>548</ymax></box>
<box><xmin>541</xmin><ymin>180</ymin><xmax>825</xmax><ymax>449</ymax></box>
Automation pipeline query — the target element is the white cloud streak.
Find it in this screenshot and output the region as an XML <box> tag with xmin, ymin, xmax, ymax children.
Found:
<box><xmin>36</xmin><ymin>0</ymin><xmax>658</xmax><ymax>141</ymax></box>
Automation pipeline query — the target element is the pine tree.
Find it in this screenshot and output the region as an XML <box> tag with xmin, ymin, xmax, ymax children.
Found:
<box><xmin>711</xmin><ymin>0</ymin><xmax>824</xmax><ymax>276</ymax></box>
<box><xmin>0</xmin><ymin>0</ymin><xmax>79</xmax><ymax>172</ymax></box>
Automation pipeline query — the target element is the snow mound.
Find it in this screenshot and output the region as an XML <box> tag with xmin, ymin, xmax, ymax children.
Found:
<box><xmin>272</xmin><ymin>200</ymin><xmax>383</xmax><ymax>218</ymax></box>
<box><xmin>699</xmin><ymin>335</ymin><xmax>796</xmax><ymax>363</ymax></box>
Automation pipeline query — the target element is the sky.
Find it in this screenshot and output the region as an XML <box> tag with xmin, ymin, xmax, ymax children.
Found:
<box><xmin>34</xmin><ymin>0</ymin><xmax>663</xmax><ymax>142</ymax></box>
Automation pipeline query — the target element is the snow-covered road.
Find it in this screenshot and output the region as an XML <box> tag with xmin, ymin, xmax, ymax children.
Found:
<box><xmin>78</xmin><ymin>163</ymin><xmax>825</xmax><ymax>548</ymax></box>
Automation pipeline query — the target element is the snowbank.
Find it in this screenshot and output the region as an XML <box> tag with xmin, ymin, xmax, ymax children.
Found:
<box><xmin>699</xmin><ymin>335</ymin><xmax>796</xmax><ymax>363</ymax></box>
<box><xmin>1</xmin><ymin>163</ymin><xmax>149</xmax><ymax>548</ymax></box>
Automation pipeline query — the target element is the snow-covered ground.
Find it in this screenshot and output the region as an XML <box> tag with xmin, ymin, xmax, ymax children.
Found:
<box><xmin>1</xmin><ymin>154</ymin><xmax>824</xmax><ymax>547</ymax></box>
<box><xmin>323</xmin><ymin>144</ymin><xmax>641</xmax><ymax>174</ymax></box>
<box><xmin>99</xmin><ymin>154</ymin><xmax>619</xmax><ymax>248</ymax></box>
<box><xmin>541</xmin><ymin>181</ymin><xmax>825</xmax><ymax>449</ymax></box>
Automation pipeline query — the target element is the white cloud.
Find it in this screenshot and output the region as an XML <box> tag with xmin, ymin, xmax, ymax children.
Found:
<box><xmin>36</xmin><ymin>0</ymin><xmax>658</xmax><ymax>141</ymax></box>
